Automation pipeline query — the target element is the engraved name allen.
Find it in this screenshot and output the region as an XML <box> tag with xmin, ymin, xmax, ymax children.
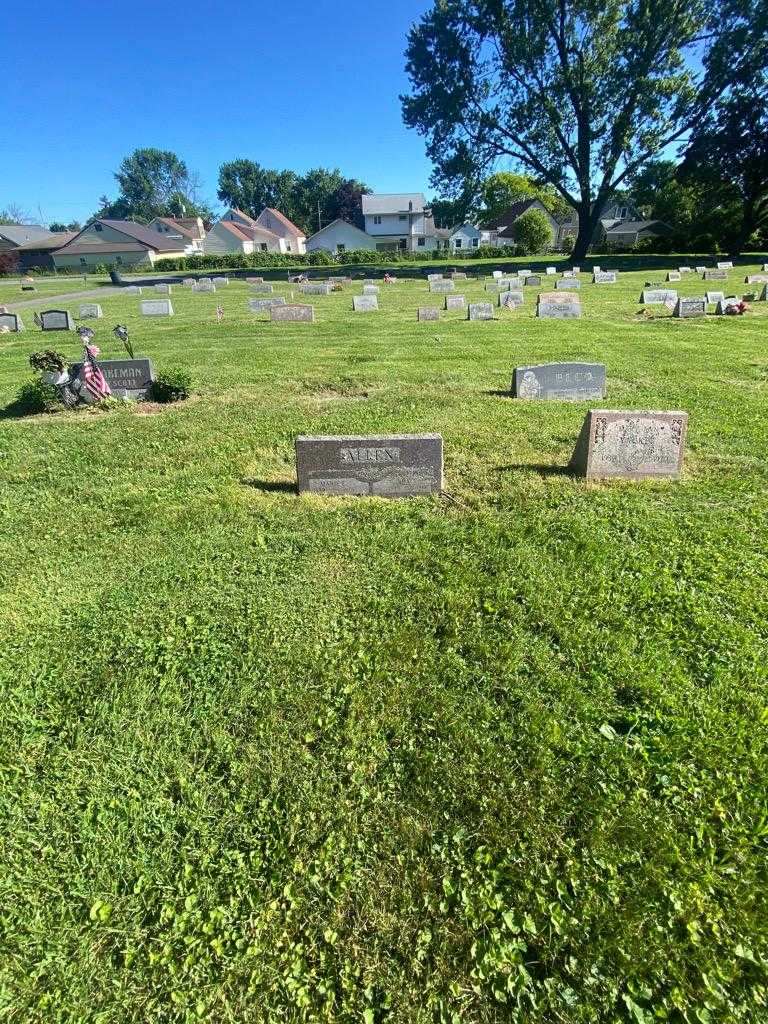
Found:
<box><xmin>339</xmin><ymin>447</ymin><xmax>401</xmax><ymax>464</ymax></box>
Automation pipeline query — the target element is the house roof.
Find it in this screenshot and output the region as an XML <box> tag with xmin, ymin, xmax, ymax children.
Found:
<box><xmin>306</xmin><ymin>219</ymin><xmax>372</xmax><ymax>243</ymax></box>
<box><xmin>98</xmin><ymin>219</ymin><xmax>182</xmax><ymax>250</ymax></box>
<box><xmin>479</xmin><ymin>199</ymin><xmax>540</xmax><ymax>233</ymax></box>
<box><xmin>53</xmin><ymin>241</ymin><xmax>157</xmax><ymax>256</ymax></box>
<box><xmin>258</xmin><ymin>207</ymin><xmax>305</xmax><ymax>238</ymax></box>
<box><xmin>217</xmin><ymin>219</ymin><xmax>281</xmax><ymax>242</ymax></box>
<box><xmin>362</xmin><ymin>193</ymin><xmax>426</xmax><ymax>215</ymax></box>
<box><xmin>15</xmin><ymin>232</ymin><xmax>77</xmax><ymax>252</ymax></box>
<box><xmin>0</xmin><ymin>224</ymin><xmax>54</xmax><ymax>245</ymax></box>
<box><xmin>605</xmin><ymin>219</ymin><xmax>671</xmax><ymax>234</ymax></box>
<box><xmin>151</xmin><ymin>216</ymin><xmax>203</xmax><ymax>240</ymax></box>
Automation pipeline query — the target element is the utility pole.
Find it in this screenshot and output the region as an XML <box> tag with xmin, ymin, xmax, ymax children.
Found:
<box><xmin>317</xmin><ymin>200</ymin><xmax>322</xmax><ymax>232</ymax></box>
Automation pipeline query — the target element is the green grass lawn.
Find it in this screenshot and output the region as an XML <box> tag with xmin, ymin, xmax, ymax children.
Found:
<box><xmin>1</xmin><ymin>265</ymin><xmax>767</xmax><ymax>1023</ymax></box>
<box><xmin>0</xmin><ymin>274</ymin><xmax>112</xmax><ymax>305</ymax></box>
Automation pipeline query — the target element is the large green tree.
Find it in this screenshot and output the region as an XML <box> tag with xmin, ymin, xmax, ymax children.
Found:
<box><xmin>680</xmin><ymin>84</ymin><xmax>768</xmax><ymax>253</ymax></box>
<box><xmin>401</xmin><ymin>0</ymin><xmax>767</xmax><ymax>259</ymax></box>
<box><xmin>481</xmin><ymin>171</ymin><xmax>571</xmax><ymax>223</ymax></box>
<box><xmin>217</xmin><ymin>160</ymin><xmax>298</xmax><ymax>219</ymax></box>
<box><xmin>94</xmin><ymin>148</ymin><xmax>210</xmax><ymax>223</ymax></box>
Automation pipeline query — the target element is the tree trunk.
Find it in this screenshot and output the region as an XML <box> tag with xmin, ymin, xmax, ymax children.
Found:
<box><xmin>730</xmin><ymin>194</ymin><xmax>757</xmax><ymax>257</ymax></box>
<box><xmin>571</xmin><ymin>201</ymin><xmax>602</xmax><ymax>261</ymax></box>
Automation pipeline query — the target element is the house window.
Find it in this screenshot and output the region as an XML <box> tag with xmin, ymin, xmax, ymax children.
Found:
<box><xmin>373</xmin><ymin>215</ymin><xmax>382</xmax><ymax>225</ymax></box>
<box><xmin>619</xmin><ymin>207</ymin><xmax>628</xmax><ymax>219</ymax></box>
<box><xmin>398</xmin><ymin>214</ymin><xmax>407</xmax><ymax>221</ymax></box>
<box><xmin>455</xmin><ymin>238</ymin><xmax>462</xmax><ymax>248</ymax></box>
<box><xmin>472</xmin><ymin>237</ymin><xmax>479</xmax><ymax>247</ymax></box>
<box><xmin>286</xmin><ymin>243</ymin><xmax>291</xmax><ymax>252</ymax></box>
<box><xmin>95</xmin><ymin>223</ymin><xmax>102</xmax><ymax>232</ymax></box>
<box><xmin>80</xmin><ymin>257</ymin><xmax>87</xmax><ymax>265</ymax></box>
<box><xmin>337</xmin><ymin>243</ymin><xmax>346</xmax><ymax>253</ymax></box>
<box><xmin>417</xmin><ymin>237</ymin><xmax>425</xmax><ymax>247</ymax></box>
<box><xmin>116</xmin><ymin>256</ymin><xmax>122</xmax><ymax>264</ymax></box>
<box><xmin>260</xmin><ymin>243</ymin><xmax>268</xmax><ymax>251</ymax></box>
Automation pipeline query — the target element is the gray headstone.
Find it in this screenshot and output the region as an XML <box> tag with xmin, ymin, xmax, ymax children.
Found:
<box><xmin>556</xmin><ymin>278</ymin><xmax>580</xmax><ymax>290</ymax></box>
<box><xmin>40</xmin><ymin>309</ymin><xmax>74</xmax><ymax>331</ymax></box>
<box><xmin>468</xmin><ymin>302</ymin><xmax>494</xmax><ymax>321</ymax></box>
<box><xmin>193</xmin><ymin>281</ymin><xmax>216</xmax><ymax>293</ymax></box>
<box><xmin>301</xmin><ymin>283</ymin><xmax>332</xmax><ymax>295</ymax></box>
<box><xmin>546</xmin><ymin>266</ymin><xmax>557</xmax><ymax>275</ymax></box>
<box><xmin>427</xmin><ymin>273</ymin><xmax>444</xmax><ymax>282</ymax></box>
<box><xmin>570</xmin><ymin>410</ymin><xmax>688</xmax><ymax>480</ymax></box>
<box><xmin>745</xmin><ymin>274</ymin><xmax>768</xmax><ymax>284</ymax></box>
<box><xmin>212</xmin><ymin>276</ymin><xmax>229</xmax><ymax>286</ymax></box>
<box><xmin>499</xmin><ymin>290</ymin><xmax>524</xmax><ymax>308</ymax></box>
<box><xmin>444</xmin><ymin>294</ymin><xmax>466</xmax><ymax>311</ymax></box>
<box><xmin>763</xmin><ymin>264</ymin><xmax>768</xmax><ymax>272</ymax></box>
<box><xmin>296</xmin><ymin>434</ymin><xmax>443</xmax><ymax>497</ymax></box>
<box><xmin>667</xmin><ymin>271</ymin><xmax>681</xmax><ymax>282</ymax></box>
<box><xmin>249</xmin><ymin>297</ymin><xmax>287</xmax><ymax>312</ymax></box>
<box><xmin>418</xmin><ymin>307</ymin><xmax>439</xmax><ymax>321</ymax></box>
<box><xmin>703</xmin><ymin>270</ymin><xmax>728</xmax><ymax>280</ymax></box>
<box><xmin>640</xmin><ymin>289</ymin><xmax>678</xmax><ymax>304</ymax></box>
<box><xmin>593</xmin><ymin>271</ymin><xmax>617</xmax><ymax>284</ymax></box>
<box><xmin>250</xmin><ymin>283</ymin><xmax>273</xmax><ymax>294</ymax></box>
<box><xmin>524</xmin><ymin>275</ymin><xmax>542</xmax><ymax>286</ymax></box>
<box><xmin>450</xmin><ymin>271</ymin><xmax>468</xmax><ymax>280</ymax></box>
<box><xmin>537</xmin><ymin>295</ymin><xmax>582</xmax><ymax>319</ymax></box>
<box><xmin>695</xmin><ymin>266</ymin><xmax>707</xmax><ymax>274</ymax></box>
<box><xmin>570</xmin><ymin>266</ymin><xmax>581</xmax><ymax>274</ymax></box>
<box><xmin>512</xmin><ymin>362</ymin><xmax>606</xmax><ymax>401</ymax></box>
<box><xmin>674</xmin><ymin>298</ymin><xmax>707</xmax><ymax>318</ymax></box>
<box><xmin>429</xmin><ymin>279</ymin><xmax>455</xmax><ymax>293</ymax></box>
<box><xmin>79</xmin><ymin>303</ymin><xmax>102</xmax><ymax>319</ymax></box>
<box><xmin>270</xmin><ymin>304</ymin><xmax>314</xmax><ymax>323</ymax></box>
<box><xmin>0</xmin><ymin>312</ymin><xmax>23</xmax><ymax>331</ymax></box>
<box><xmin>362</xmin><ymin>284</ymin><xmax>379</xmax><ymax>295</ymax></box>
<box><xmin>140</xmin><ymin>299</ymin><xmax>173</xmax><ymax>317</ymax></box>
<box><xmin>705</xmin><ymin>291</ymin><xmax>725</xmax><ymax>305</ymax></box>
<box><xmin>716</xmin><ymin>297</ymin><xmax>742</xmax><ymax>314</ymax></box>
<box><xmin>716</xmin><ymin>261</ymin><xmax>734</xmax><ymax>270</ymax></box>
<box><xmin>492</xmin><ymin>270</ymin><xmax>503</xmax><ymax>279</ymax></box>
<box><xmin>678</xmin><ymin>266</ymin><xmax>692</xmax><ymax>273</ymax></box>
<box><xmin>183</xmin><ymin>277</ymin><xmax>196</xmax><ymax>287</ymax></box>
<box><xmin>98</xmin><ymin>358</ymin><xmax>154</xmax><ymax>399</ymax></box>
<box><xmin>154</xmin><ymin>283</ymin><xmax>172</xmax><ymax>294</ymax></box>
<box><xmin>353</xmin><ymin>295</ymin><xmax>378</xmax><ymax>312</ymax></box>
<box><xmin>761</xmin><ymin>284</ymin><xmax>768</xmax><ymax>301</ymax></box>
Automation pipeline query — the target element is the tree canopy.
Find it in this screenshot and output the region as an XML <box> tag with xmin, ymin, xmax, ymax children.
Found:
<box><xmin>401</xmin><ymin>0</ymin><xmax>768</xmax><ymax>258</ymax></box>
<box><xmin>95</xmin><ymin>148</ymin><xmax>214</xmax><ymax>223</ymax></box>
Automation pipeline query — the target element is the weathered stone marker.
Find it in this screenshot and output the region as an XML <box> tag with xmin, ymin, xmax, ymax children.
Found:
<box><xmin>450</xmin><ymin>271</ymin><xmax>468</xmax><ymax>280</ymax></box>
<box><xmin>745</xmin><ymin>274</ymin><xmax>768</xmax><ymax>284</ymax></box>
<box><xmin>570</xmin><ymin>410</ymin><xmax>688</xmax><ymax>479</ymax></box>
<box><xmin>525</xmin><ymin>275</ymin><xmax>542</xmax><ymax>286</ymax></box>
<box><xmin>154</xmin><ymin>283</ymin><xmax>172</xmax><ymax>294</ymax></box>
<box><xmin>140</xmin><ymin>299</ymin><xmax>174</xmax><ymax>316</ymax></box>
<box><xmin>667</xmin><ymin>271</ymin><xmax>681</xmax><ymax>282</ymax></box>
<box><xmin>468</xmin><ymin>302</ymin><xmax>494</xmax><ymax>320</ymax></box>
<box><xmin>193</xmin><ymin>281</ymin><xmax>216</xmax><ymax>293</ymax></box>
<box><xmin>0</xmin><ymin>312</ymin><xmax>23</xmax><ymax>331</ymax></box>
<box><xmin>250</xmin><ymin>283</ymin><xmax>273</xmax><ymax>294</ymax></box>
<box><xmin>270</xmin><ymin>304</ymin><xmax>314</xmax><ymax>323</ymax></box>
<box><xmin>249</xmin><ymin>297</ymin><xmax>286</xmax><ymax>312</ymax></box>
<box><xmin>429</xmin><ymin>279</ymin><xmax>455</xmax><ymax>293</ymax></box>
<box><xmin>674</xmin><ymin>297</ymin><xmax>707</xmax><ymax>318</ymax></box>
<box><xmin>362</xmin><ymin>284</ymin><xmax>379</xmax><ymax>295</ymax></box>
<box><xmin>418</xmin><ymin>307</ymin><xmax>439</xmax><ymax>321</ymax></box>
<box><xmin>98</xmin><ymin>358</ymin><xmax>154</xmax><ymax>399</ymax></box>
<box><xmin>212</xmin><ymin>276</ymin><xmax>229</xmax><ymax>286</ymax></box>
<box><xmin>640</xmin><ymin>289</ymin><xmax>678</xmax><ymax>304</ymax></box>
<box><xmin>512</xmin><ymin>362</ymin><xmax>606</xmax><ymax>401</ymax></box>
<box><xmin>427</xmin><ymin>273</ymin><xmax>444</xmax><ymax>282</ymax></box>
<box><xmin>79</xmin><ymin>303</ymin><xmax>102</xmax><ymax>318</ymax></box>
<box><xmin>353</xmin><ymin>295</ymin><xmax>378</xmax><ymax>312</ymax></box>
<box><xmin>716</xmin><ymin>261</ymin><xmax>734</xmax><ymax>270</ymax></box>
<box><xmin>499</xmin><ymin>290</ymin><xmax>524</xmax><ymax>308</ymax></box>
<box><xmin>556</xmin><ymin>278</ymin><xmax>580</xmax><ymax>289</ymax></box>
<box><xmin>537</xmin><ymin>293</ymin><xmax>582</xmax><ymax>318</ymax></box>
<box><xmin>492</xmin><ymin>270</ymin><xmax>503</xmax><ymax>279</ymax></box>
<box><xmin>703</xmin><ymin>270</ymin><xmax>727</xmax><ymax>280</ymax></box>
<box><xmin>678</xmin><ymin>266</ymin><xmax>692</xmax><ymax>273</ymax></box>
<box><xmin>593</xmin><ymin>271</ymin><xmax>617</xmax><ymax>283</ymax></box>
<box><xmin>300</xmin><ymin>282</ymin><xmax>332</xmax><ymax>295</ymax></box>
<box><xmin>705</xmin><ymin>291</ymin><xmax>725</xmax><ymax>305</ymax></box>
<box><xmin>695</xmin><ymin>266</ymin><xmax>706</xmax><ymax>274</ymax></box>
<box><xmin>296</xmin><ymin>434</ymin><xmax>443</xmax><ymax>496</ymax></box>
<box><xmin>546</xmin><ymin>266</ymin><xmax>557</xmax><ymax>275</ymax></box>
<box><xmin>40</xmin><ymin>309</ymin><xmax>74</xmax><ymax>331</ymax></box>
<box><xmin>445</xmin><ymin>294</ymin><xmax>466</xmax><ymax>311</ymax></box>
<box><xmin>183</xmin><ymin>277</ymin><xmax>196</xmax><ymax>287</ymax></box>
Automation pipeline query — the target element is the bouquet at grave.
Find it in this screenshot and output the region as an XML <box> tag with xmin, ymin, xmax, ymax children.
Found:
<box><xmin>29</xmin><ymin>349</ymin><xmax>68</xmax><ymax>373</ymax></box>
<box><xmin>113</xmin><ymin>324</ymin><xmax>134</xmax><ymax>359</ymax></box>
<box><xmin>724</xmin><ymin>300</ymin><xmax>747</xmax><ymax>315</ymax></box>
<box><xmin>81</xmin><ymin>342</ymin><xmax>111</xmax><ymax>402</ymax></box>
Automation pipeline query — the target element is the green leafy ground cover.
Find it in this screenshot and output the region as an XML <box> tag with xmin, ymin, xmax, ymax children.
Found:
<box><xmin>1</xmin><ymin>265</ymin><xmax>767</xmax><ymax>1023</ymax></box>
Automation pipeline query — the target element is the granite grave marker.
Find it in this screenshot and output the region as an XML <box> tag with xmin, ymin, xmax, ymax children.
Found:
<box><xmin>512</xmin><ymin>362</ymin><xmax>606</xmax><ymax>401</ymax></box>
<box><xmin>296</xmin><ymin>434</ymin><xmax>443</xmax><ymax>497</ymax></box>
<box><xmin>570</xmin><ymin>410</ymin><xmax>688</xmax><ymax>480</ymax></box>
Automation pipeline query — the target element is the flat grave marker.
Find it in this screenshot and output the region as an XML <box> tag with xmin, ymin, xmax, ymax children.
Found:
<box><xmin>140</xmin><ymin>299</ymin><xmax>173</xmax><ymax>317</ymax></box>
<box><xmin>296</xmin><ymin>434</ymin><xmax>443</xmax><ymax>497</ymax></box>
<box><xmin>556</xmin><ymin>278</ymin><xmax>580</xmax><ymax>289</ymax></box>
<box><xmin>353</xmin><ymin>295</ymin><xmax>378</xmax><ymax>312</ymax></box>
<box><xmin>0</xmin><ymin>312</ymin><xmax>23</xmax><ymax>331</ymax></box>
<box><xmin>570</xmin><ymin>410</ymin><xmax>688</xmax><ymax>480</ymax></box>
<box><xmin>640</xmin><ymin>289</ymin><xmax>678</xmax><ymax>304</ymax></box>
<box><xmin>429</xmin><ymin>279</ymin><xmax>455</xmax><ymax>293</ymax></box>
<box><xmin>705</xmin><ymin>291</ymin><xmax>725</xmax><ymax>305</ymax></box>
<box><xmin>79</xmin><ymin>303</ymin><xmax>102</xmax><ymax>318</ymax></box>
<box><xmin>271</xmin><ymin>304</ymin><xmax>314</xmax><ymax>323</ymax></box>
<box><xmin>674</xmin><ymin>297</ymin><xmax>707</xmax><ymax>318</ymax></box>
<box><xmin>249</xmin><ymin>297</ymin><xmax>287</xmax><ymax>312</ymax></box>
<box><xmin>40</xmin><ymin>310</ymin><xmax>74</xmax><ymax>331</ymax></box>
<box><xmin>154</xmin><ymin>283</ymin><xmax>172</xmax><ymax>294</ymax></box>
<box><xmin>703</xmin><ymin>270</ymin><xmax>728</xmax><ymax>280</ymax></box>
<box><xmin>512</xmin><ymin>361</ymin><xmax>606</xmax><ymax>401</ymax></box>
<box><xmin>418</xmin><ymin>307</ymin><xmax>439</xmax><ymax>321</ymax></box>
<box><xmin>593</xmin><ymin>271</ymin><xmax>617</xmax><ymax>284</ymax></box>
<box><xmin>667</xmin><ymin>271</ymin><xmax>681</xmax><ymax>282</ymax></box>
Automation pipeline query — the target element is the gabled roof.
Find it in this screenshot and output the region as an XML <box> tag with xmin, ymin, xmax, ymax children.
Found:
<box><xmin>217</xmin><ymin>219</ymin><xmax>281</xmax><ymax>242</ymax></box>
<box><xmin>150</xmin><ymin>216</ymin><xmax>202</xmax><ymax>240</ymax></box>
<box><xmin>605</xmin><ymin>219</ymin><xmax>672</xmax><ymax>234</ymax></box>
<box><xmin>98</xmin><ymin>219</ymin><xmax>182</xmax><ymax>250</ymax></box>
<box><xmin>306</xmin><ymin>219</ymin><xmax>372</xmax><ymax>243</ymax></box>
<box><xmin>362</xmin><ymin>193</ymin><xmax>426</xmax><ymax>215</ymax></box>
<box><xmin>257</xmin><ymin>207</ymin><xmax>305</xmax><ymax>238</ymax></box>
<box><xmin>15</xmin><ymin>232</ymin><xmax>77</xmax><ymax>251</ymax></box>
<box><xmin>53</xmin><ymin>241</ymin><xmax>155</xmax><ymax>256</ymax></box>
<box><xmin>0</xmin><ymin>223</ymin><xmax>53</xmax><ymax>245</ymax></box>
<box><xmin>479</xmin><ymin>199</ymin><xmax>541</xmax><ymax>232</ymax></box>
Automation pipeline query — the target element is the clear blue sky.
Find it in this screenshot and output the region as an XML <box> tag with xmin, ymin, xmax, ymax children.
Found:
<box><xmin>4</xmin><ymin>0</ymin><xmax>435</xmax><ymax>226</ymax></box>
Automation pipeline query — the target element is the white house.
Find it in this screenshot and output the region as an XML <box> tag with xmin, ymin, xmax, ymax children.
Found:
<box><xmin>446</xmin><ymin>223</ymin><xmax>482</xmax><ymax>252</ymax></box>
<box><xmin>305</xmin><ymin>219</ymin><xmax>376</xmax><ymax>254</ymax></box>
<box><xmin>205</xmin><ymin>208</ymin><xmax>306</xmax><ymax>256</ymax></box>
<box><xmin>361</xmin><ymin>193</ymin><xmax>441</xmax><ymax>252</ymax></box>
<box><xmin>147</xmin><ymin>216</ymin><xmax>206</xmax><ymax>254</ymax></box>
<box><xmin>252</xmin><ymin>208</ymin><xmax>306</xmax><ymax>254</ymax></box>
<box><xmin>480</xmin><ymin>199</ymin><xmax>560</xmax><ymax>248</ymax></box>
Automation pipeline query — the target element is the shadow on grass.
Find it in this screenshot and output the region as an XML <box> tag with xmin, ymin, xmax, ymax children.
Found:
<box><xmin>496</xmin><ymin>463</ymin><xmax>573</xmax><ymax>478</ymax></box>
<box><xmin>241</xmin><ymin>478</ymin><xmax>297</xmax><ymax>494</ymax></box>
<box><xmin>483</xmin><ymin>388</ymin><xmax>512</xmax><ymax>398</ymax></box>
<box><xmin>0</xmin><ymin>398</ymin><xmax>56</xmax><ymax>420</ymax></box>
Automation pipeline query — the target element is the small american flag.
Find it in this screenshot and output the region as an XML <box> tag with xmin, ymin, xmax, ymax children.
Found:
<box><xmin>216</xmin><ymin>305</ymin><xmax>224</xmax><ymax>323</ymax></box>
<box><xmin>83</xmin><ymin>343</ymin><xmax>111</xmax><ymax>401</ymax></box>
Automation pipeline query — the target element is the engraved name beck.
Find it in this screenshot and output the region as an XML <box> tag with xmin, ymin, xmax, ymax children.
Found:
<box><xmin>339</xmin><ymin>446</ymin><xmax>400</xmax><ymax>464</ymax></box>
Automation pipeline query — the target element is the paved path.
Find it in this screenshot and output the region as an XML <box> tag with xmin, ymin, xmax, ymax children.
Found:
<box><xmin>6</xmin><ymin>287</ymin><xmax>121</xmax><ymax>310</ymax></box>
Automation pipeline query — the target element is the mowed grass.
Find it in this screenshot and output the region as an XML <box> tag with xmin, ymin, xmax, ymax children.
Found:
<box><xmin>0</xmin><ymin>275</ymin><xmax>112</xmax><ymax>305</ymax></box>
<box><xmin>1</xmin><ymin>265</ymin><xmax>767</xmax><ymax>1023</ymax></box>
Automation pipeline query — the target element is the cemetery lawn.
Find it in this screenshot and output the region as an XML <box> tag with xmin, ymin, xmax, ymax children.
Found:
<box><xmin>0</xmin><ymin>274</ymin><xmax>111</xmax><ymax>305</ymax></box>
<box><xmin>1</xmin><ymin>267</ymin><xmax>767</xmax><ymax>1023</ymax></box>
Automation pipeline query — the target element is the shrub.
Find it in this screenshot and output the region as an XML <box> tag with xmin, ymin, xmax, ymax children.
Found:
<box><xmin>561</xmin><ymin>234</ymin><xmax>575</xmax><ymax>254</ymax></box>
<box><xmin>151</xmin><ymin>368</ymin><xmax>192</xmax><ymax>403</ymax></box>
<box><xmin>29</xmin><ymin>350</ymin><xmax>68</xmax><ymax>373</ymax></box>
<box><xmin>513</xmin><ymin>209</ymin><xmax>553</xmax><ymax>254</ymax></box>
<box><xmin>12</xmin><ymin>378</ymin><xmax>61</xmax><ymax>414</ymax></box>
